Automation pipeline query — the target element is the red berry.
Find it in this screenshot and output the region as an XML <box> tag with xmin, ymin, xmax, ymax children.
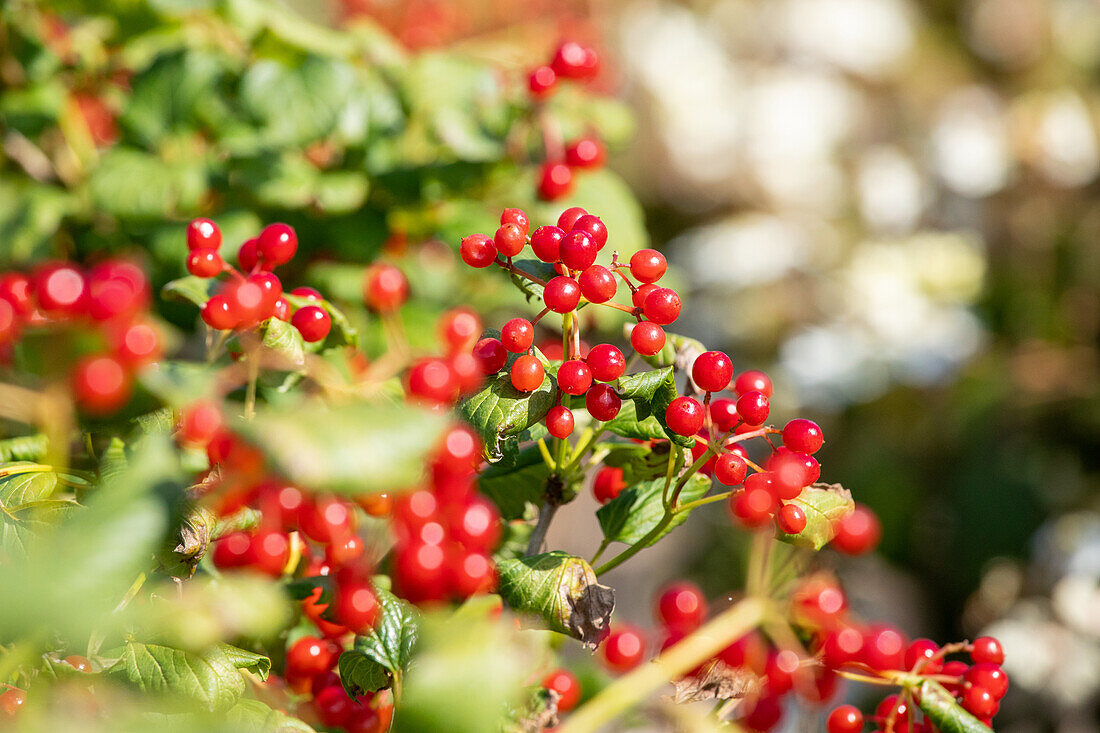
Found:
<box><xmin>557</xmin><ymin>359</ymin><xmax>592</xmax><ymax>395</ymax></box>
<box><xmin>363</xmin><ymin>264</ymin><xmax>408</xmax><ymax>312</ymax></box>
<box><xmin>451</xmin><ymin>352</ymin><xmax>482</xmax><ymax>393</ymax></box>
<box><xmin>587</xmin><ymin>344</ymin><xmax>625</xmax><ymax>382</ymax></box>
<box><xmin>743</xmin><ymin>693</ymin><xmax>783</xmax><ymax>731</ymax></box>
<box><xmin>961</xmin><ymin>685</ymin><xmax>998</xmax><ymax>718</ymax></box>
<box><xmin>300</xmin><ymin>497</ymin><xmax>353</xmax><ymax>544</ymax></box>
<box><xmin>715</xmin><ymin>453</ymin><xmax>748</xmax><ymax>486</ymax></box>
<box><xmin>313</xmin><ymin>685</ymin><xmax>353</xmax><ymax>727</ymax></box>
<box><xmin>437</xmin><ymin>424</ymin><xmax>481</xmax><ymax>474</ymax></box>
<box><xmin>643</xmin><ymin>287</ymin><xmax>681</xmax><ymax>325</ymax></box>
<box><xmin>783</xmin><ymin>419</ymin><xmax>824</xmax><ymax>454</ymax></box>
<box><xmin>560</xmin><ymin>230</ymin><xmax>598</xmax><ymax>271</ymax></box>
<box><xmin>557</xmin><ymin>207</ymin><xmax>588</xmax><ymax>231</ymax></box>
<box><xmin>538</xmin><ymin>162</ymin><xmax>573</xmax><ymax>200</ymax></box>
<box><xmin>0</xmin><ymin>689</ymin><xmax>26</xmax><ymax>717</ymax></box>
<box><xmin>248</xmin><ymin>272</ymin><xmax>283</xmax><ymax>316</ymax></box>
<box><xmin>110</xmin><ymin>320</ymin><xmax>160</xmax><ymax>366</ymax></box>
<box><xmin>292</xmin><ymin>305</ymin><xmax>331</xmax><ymax>342</ymax></box>
<box><xmin>862</xmin><ymin>625</ymin><xmax>906</xmax><ymax>672</ymax></box>
<box><xmin>546</xmin><ymin>405</ymin><xmax>575</xmax><ymax>438</ymax></box>
<box><xmin>833</xmin><ymin>504</ymin><xmax>881</xmax><ymax>555</ymax></box>
<box><xmin>629</xmin><ymin>250</ymin><xmax>666</xmax><ymax>283</ymax></box>
<box><xmin>448</xmin><ymin>548</ymin><xmax>496</xmax><ymax>597</ymax></box>
<box><xmin>630</xmin><ymin>321</ymin><xmax>665</xmax><ymax>355</ymax></box>
<box><xmin>904</xmin><ymin>639</ymin><xmax>942</xmax><ymax>674</ymax></box>
<box><xmin>632</xmin><ymin>282</ymin><xmax>657</xmax><ymax>309</ymax></box>
<box><xmin>501</xmin><ymin>318</ymin><xmax>535</xmax><ymax>353</ymax></box>
<box><xmin>665</xmin><ymin>396</ymin><xmax>704</xmax><ymax>436</ymax></box>
<box><xmin>692</xmin><ymin>351</ymin><xmax>733</xmax><ymax>393</ymax></box>
<box><xmin>585</xmin><ymin>383</ymin><xmax>621</xmax><ymax>421</ymax></box>
<box><xmin>764</xmin><ymin>649</ymin><xmax>802</xmax><ymax>694</ymax></box>
<box><xmin>593</xmin><ymin>466</ymin><xmax>626</xmax><ymax>504</ymax></box>
<box><xmin>778</xmin><ymin>503</ymin><xmax>807</xmax><ymax>534</ymax></box>
<box><xmin>448</xmin><ymin>496</ymin><xmax>500</xmax><ymax>552</ymax></box>
<box><xmin>326</xmin><ymin>533</ymin><xmax>365</xmax><ymax>565</ymax></box>
<box><xmin>336</xmin><ymin>580</ymin><xmax>380</xmax><ymax>633</ymax></box>
<box><xmin>238</xmin><ymin>238</ymin><xmax>260</xmax><ymax>271</ymax></box>
<box><xmin>212</xmin><ymin>531</ymin><xmax>252</xmax><ymax>569</ymax></box>
<box><xmin>530</xmin><ymin>226</ymin><xmax>564</xmax><ymax>263</ymax></box>
<box><xmin>710</xmin><ymin>399</ymin><xmax>738</xmax><ymax>432</ymax></box>
<box><xmin>0</xmin><ymin>273</ymin><xmax>33</xmax><ymax>315</ymax></box>
<box><xmin>655</xmin><ymin>581</ymin><xmax>707</xmax><ymax>631</ymax></box>
<box><xmin>970</xmin><ymin>637</ymin><xmax>1004</xmax><ymax>666</ymax></box>
<box><xmin>64</xmin><ymin>655</ymin><xmax>90</xmax><ymax>672</ymax></box>
<box><xmin>291</xmin><ymin>286</ymin><xmax>323</xmax><ymax>302</ymax></box>
<box><xmin>438</xmin><ymin>308</ymin><xmax>482</xmax><ymax>353</ymax></box>
<box><xmin>827</xmin><ymin>705</ymin><xmax>863</xmax><ymax>733</ymax></box>
<box><xmin>510</xmin><ymin>354</ymin><xmax>544</xmax><ymax>392</ymax></box>
<box><xmin>72</xmin><ymin>355</ymin><xmax>130</xmax><ymax>414</ymax></box>
<box><xmin>257</xmin><ymin>223</ymin><xmax>297</xmax><ymax>266</ymax></box>
<box><xmin>34</xmin><ymin>263</ymin><xmax>86</xmax><ymax>314</ymax></box>
<box><xmin>186</xmin><ymin>218</ymin><xmax>221</xmax><ymax>251</ymax></box>
<box><xmin>735</xmin><ymin>370</ymin><xmax>772</xmax><ymax>397</ymax></box>
<box><xmin>736</xmin><ymin>391</ymin><xmax>770</xmax><ymax>426</ymax></box>
<box><xmin>579</xmin><ymin>265</ymin><xmax>616</xmax><ymax>303</ymax></box>
<box><xmin>460</xmin><ymin>234</ymin><xmax>497</xmax><ymax>268</ymax></box>
<box><xmin>405</xmin><ymin>357</ymin><xmax>458</xmax><ymax>405</ymax></box>
<box><xmin>528</xmin><ymin>65</ymin><xmax>557</xmax><ymax>97</ymax></box>
<box><xmin>965</xmin><ymin>663</ymin><xmax>1008</xmax><ymax>699</ymax></box>
<box><xmin>501</xmin><ymin>208</ymin><xmax>530</xmax><ymax>235</ymax></box>
<box><xmin>551</xmin><ymin>41</ymin><xmax>589</xmax><ymax>79</ymax></box>
<box><xmin>178</xmin><ymin>401</ymin><xmax>222</xmax><ymax>446</ymax></box>
<box><xmin>286</xmin><ymin>635</ymin><xmax>340</xmax><ymax>679</ymax></box>
<box><xmin>542</xmin><ymin>669</ymin><xmax>581</xmax><ymax>712</ymax></box>
<box><xmin>494</xmin><ymin>223</ymin><xmax>526</xmax><ymax>257</ymax></box>
<box><xmin>571</xmin><ymin>214</ymin><xmax>608</xmax><ymax>249</ymax></box>
<box><xmin>566</xmin><ymin>137</ymin><xmax>606</xmax><ymax>169</ymax></box>
<box><xmin>225</xmin><ymin>278</ymin><xmax>267</xmax><ymax>326</ymax></box>
<box><xmin>394</xmin><ymin>542</ymin><xmax>447</xmax><ymax>604</ymax></box>
<box><xmin>187</xmin><ymin>249</ymin><xmax>223</xmax><ymax>278</ymax></box>
<box><xmin>543</xmin><ymin>276</ymin><xmax>581</xmax><ymax>313</ymax></box>
<box><xmin>85</xmin><ymin>260</ymin><xmax>149</xmax><ymax>321</ymax></box>
<box><xmin>820</xmin><ymin>626</ymin><xmax>865</xmax><ymax>669</ymax></box>
<box><xmin>473</xmin><ymin>337</ymin><xmax>507</xmax><ymax>374</ymax></box>
<box><xmin>249</xmin><ymin>529</ymin><xmax>290</xmax><ymax>576</ymax></box>
<box><xmin>602</xmin><ymin>626</ymin><xmax>645</xmax><ymax>672</ymax></box>
<box><xmin>731</xmin><ymin>486</ymin><xmax>778</xmax><ymax>528</ymax></box>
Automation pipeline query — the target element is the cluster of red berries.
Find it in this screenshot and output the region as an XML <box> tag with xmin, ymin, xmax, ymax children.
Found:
<box><xmin>185</xmin><ymin>218</ymin><xmax>333</xmax><ymax>344</ymax></box>
<box><xmin>281</xmin><ymin>635</ymin><xmax>393</xmax><ymax>733</ymax></box>
<box><xmin>0</xmin><ymin>655</ymin><xmax>93</xmax><ymax>721</ymax></box>
<box><xmin>0</xmin><ymin>259</ymin><xmax>158</xmax><ymax>414</ymax></box>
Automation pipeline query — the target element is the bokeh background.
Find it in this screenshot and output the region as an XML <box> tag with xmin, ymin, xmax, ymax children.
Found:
<box><xmin>2</xmin><ymin>0</ymin><xmax>1098</xmax><ymax>730</ymax></box>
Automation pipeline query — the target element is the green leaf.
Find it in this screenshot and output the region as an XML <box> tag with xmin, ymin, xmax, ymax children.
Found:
<box><xmin>597</xmin><ymin>441</ymin><xmax>684</xmax><ymax>486</ymax></box>
<box><xmin>596</xmin><ymin>472</ymin><xmax>711</xmax><ymax>547</ymax></box>
<box><xmin>602</xmin><ymin>400</ymin><xmax>670</xmax><ymax>442</ymax></box>
<box><xmin>339</xmin><ymin>586</ymin><xmax>418</xmax><ymax>696</ymax></box>
<box><xmin>916</xmin><ymin>680</ymin><xmax>992</xmax><ymax>733</ymax></box>
<box><xmin>283</xmin><ymin>292</ymin><xmax>358</xmax><ymax>348</ymax></box>
<box><xmin>614</xmin><ymin>367</ymin><xmax>690</xmax><ymax>446</ymax></box>
<box><xmin>217</xmin><ymin>643</ymin><xmax>272</xmax><ymax>681</ymax></box>
<box><xmin>140</xmin><ymin>360</ymin><xmax>217</xmax><ymax>407</ymax></box>
<box><xmin>476</xmin><ymin>446</ymin><xmax>548</xmax><ymax>520</ymax></box>
<box><xmin>261</xmin><ymin>317</ymin><xmax>306</xmax><ymax>367</ymax></box>
<box><xmin>162</xmin><ymin>276</ymin><xmax>214</xmax><ymax>308</ymax></box>
<box><xmin>225</xmin><ymin>699</ymin><xmax>317</xmax><ymax>732</ymax></box>
<box><xmin>0</xmin><ymin>465</ymin><xmax>58</xmax><ymax>508</ymax></box>
<box><xmin>239</xmin><ymin>57</ymin><xmax>357</xmax><ymax>148</ymax></box>
<box><xmin>496</xmin><ymin>551</ymin><xmax>614</xmax><ymax>648</ymax></box>
<box><xmin>0</xmin><ymin>465</ymin><xmax>69</xmax><ymax>558</ymax></box>
<box><xmin>638</xmin><ymin>329</ymin><xmax>706</xmax><ymax>371</ymax></box>
<box><xmin>509</xmin><ymin>259</ymin><xmax>562</xmax><ymax>302</ymax></box>
<box><xmin>122</xmin><ymin>50</ymin><xmax>227</xmax><ymax>145</ymax></box>
<box><xmin>235</xmin><ymin>401</ymin><xmax>447</xmax><ymax>495</ymax></box>
<box><xmin>316</xmin><ymin>171</ymin><xmax>370</xmax><ymax>214</ymax></box>
<box><xmin>459</xmin><ymin>369</ymin><xmax>555</xmax><ymax>461</ymax></box>
<box><xmin>107</xmin><ymin>641</ymin><xmax>245</xmax><ymax>713</ymax></box>
<box><xmin>0</xmin><ymin>435</ymin><xmax>49</xmax><ymax>463</ymax></box>
<box><xmin>87</xmin><ymin>147</ymin><xmax>207</xmax><ymax>219</ymax></box>
<box><xmin>775</xmin><ymin>483</ymin><xmax>854</xmax><ymax>551</ymax></box>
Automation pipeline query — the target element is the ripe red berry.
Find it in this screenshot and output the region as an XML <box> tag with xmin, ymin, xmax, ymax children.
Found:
<box><xmin>448</xmin><ymin>496</ymin><xmax>500</xmax><ymax>552</ymax></box>
<box><xmin>743</xmin><ymin>693</ymin><xmax>783</xmax><ymax>731</ymax></box>
<box><xmin>631</xmin><ymin>282</ymin><xmax>657</xmax><ymax>310</ymax></box>
<box><xmin>494</xmin><ymin>223</ymin><xmax>526</xmax><ymax>257</ymax></box>
<box><xmin>291</xmin><ymin>286</ymin><xmax>323</xmax><ymax>302</ymax></box>
<box><xmin>731</xmin><ymin>486</ymin><xmax>778</xmax><ymax>528</ymax></box>
<box><xmin>510</xmin><ymin>354</ymin><xmax>544</xmax><ymax>392</ymax></box>
<box><xmin>501</xmin><ymin>208</ymin><xmax>530</xmax><ymax>235</ymax></box>
<box><xmin>587</xmin><ymin>344</ymin><xmax>625</xmax><ymax>382</ymax></box>
<box><xmin>542</xmin><ymin>669</ymin><xmax>581</xmax><ymax>712</ymax></box>
<box><xmin>566</xmin><ymin>137</ymin><xmax>606</xmax><ymax>169</ymax></box>
<box><xmin>186</xmin><ymin>218</ymin><xmax>221</xmax><ymax>251</ymax></box>
<box><xmin>84</xmin><ymin>260</ymin><xmax>149</xmax><ymax>321</ymax></box>
<box><xmin>336</xmin><ymin>580</ymin><xmax>380</xmax><ymax>633</ymax></box>
<box><xmin>406</xmin><ymin>357</ymin><xmax>459</xmax><ymax>404</ymax></box>
<box><xmin>692</xmin><ymin>351</ymin><xmax>733</xmax><ymax>393</ymax></box>
<box><xmin>34</xmin><ymin>263</ymin><xmax>86</xmax><ymax>314</ymax></box>
<box><xmin>710</xmin><ymin>398</ymin><xmax>738</xmax><ymax>432</ymax></box>
<box><xmin>734</xmin><ymin>370</ymin><xmax>773</xmax><ymax>397</ymax></box>
<box><xmin>579</xmin><ymin>265</ymin><xmax>616</xmax><ymax>303</ymax></box>
<box><xmin>543</xmin><ymin>276</ymin><xmax>581</xmax><ymax>313</ymax></box>
<box><xmin>211</xmin><ymin>531</ymin><xmax>252</xmax><ymax>569</ymax></box>
<box><xmin>783</xmin><ymin>419</ymin><xmax>824</xmax><ymax>454</ymax></box>
<box><xmin>665</xmin><ymin>396</ymin><xmax>704</xmax><ymax>436</ymax></box>
<box><xmin>560</xmin><ymin>230</ymin><xmax>598</xmax><ymax>271</ymax></box>
<box><xmin>585</xmin><ymin>383</ymin><xmax>621</xmax><ymax>421</ymax></box>
<box><xmin>110</xmin><ymin>320</ymin><xmax>160</xmax><ymax>366</ymax></box>
<box><xmin>905</xmin><ymin>639</ymin><xmax>943</xmax><ymax>674</ymax></box>
<box><xmin>961</xmin><ymin>685</ymin><xmax>998</xmax><ymax>718</ymax></box>
<box><xmin>460</xmin><ymin>234</ymin><xmax>497</xmax><ymax>268</ymax></box>
<box><xmin>593</xmin><ymin>466</ymin><xmax>626</xmax><ymax>504</ymax></box>
<box><xmin>655</xmin><ymin>581</ymin><xmax>707</xmax><ymax>631</ymax></box>
<box><xmin>0</xmin><ymin>689</ymin><xmax>26</xmax><ymax>716</ymax></box>
<box><xmin>0</xmin><ymin>273</ymin><xmax>33</xmax><ymax>315</ymax></box>
<box><xmin>394</xmin><ymin>542</ymin><xmax>447</xmax><ymax>604</ymax></box>
<box><xmin>820</xmin><ymin>626</ymin><xmax>865</xmax><ymax>669</ymax></box>
<box><xmin>538</xmin><ymin>162</ymin><xmax>573</xmax><ymax>200</ymax></box>
<box><xmin>643</xmin><ymin>287</ymin><xmax>681</xmax><ymax>325</ymax></box>
<box><xmin>72</xmin><ymin>355</ymin><xmax>130</xmax><ymax>414</ymax></box>
<box><xmin>438</xmin><ymin>308</ymin><xmax>482</xmax><ymax>353</ymax></box>
<box><xmin>833</xmin><ymin>504</ymin><xmax>881</xmax><ymax>555</ymax></box>
<box><xmin>248</xmin><ymin>271</ymin><xmax>283</xmax><ymax>315</ymax></box>
<box><xmin>238</xmin><ymin>238</ymin><xmax>260</xmax><ymax>271</ymax></box>
<box><xmin>292</xmin><ymin>305</ymin><xmax>331</xmax><ymax>343</ymax></box>
<box><xmin>557</xmin><ymin>359</ymin><xmax>592</xmax><ymax>395</ymax></box>
<box><xmin>473</xmin><ymin>337</ymin><xmax>507</xmax><ymax>374</ymax></box>
<box><xmin>286</xmin><ymin>636</ymin><xmax>340</xmax><ymax>679</ymax></box>
<box><xmin>571</xmin><ymin>214</ymin><xmax>608</xmax><ymax>249</ymax></box>
<box><xmin>736</xmin><ymin>391</ymin><xmax>770</xmax><ymax>426</ymax></box>
<box><xmin>551</xmin><ymin>41</ymin><xmax>589</xmax><ymax>79</ymax></box>
<box><xmin>530</xmin><ymin>226</ymin><xmax>564</xmax><ymax>263</ymax></box>
<box><xmin>187</xmin><ymin>249</ymin><xmax>223</xmax><ymax>278</ymax></box>
<box><xmin>715</xmin><ymin>453</ymin><xmax>748</xmax><ymax>486</ymax></box>
<box><xmin>226</xmin><ymin>278</ymin><xmax>267</xmax><ymax>326</ymax></box>
<box><xmin>965</xmin><ymin>663</ymin><xmax>1009</xmax><ymax>699</ymax></box>
<box><xmin>64</xmin><ymin>655</ymin><xmax>90</xmax><ymax>672</ymax></box>
<box><xmin>546</xmin><ymin>405</ymin><xmax>575</xmax><ymax>438</ymax></box>
<box><xmin>178</xmin><ymin>401</ymin><xmax>222</xmax><ymax>446</ymax></box>
<box><xmin>602</xmin><ymin>626</ymin><xmax>646</xmax><ymax>672</ymax></box>
<box><xmin>501</xmin><ymin>318</ymin><xmax>535</xmax><ymax>353</ymax></box>
<box><xmin>970</xmin><ymin>637</ymin><xmax>1005</xmax><ymax>666</ymax></box>
<box><xmin>629</xmin><ymin>249</ymin><xmax>666</xmax><ymax>284</ymax></box>
<box><xmin>528</xmin><ymin>65</ymin><xmax>557</xmax><ymax>97</ymax></box>
<box><xmin>630</xmin><ymin>321</ymin><xmax>665</xmax><ymax>356</ymax></box>
<box><xmin>363</xmin><ymin>264</ymin><xmax>409</xmax><ymax>312</ymax></box>
<box><xmin>862</xmin><ymin>625</ymin><xmax>906</xmax><ymax>672</ymax></box>
<box><xmin>827</xmin><ymin>705</ymin><xmax>863</xmax><ymax>733</ymax></box>
<box><xmin>557</xmin><ymin>207</ymin><xmax>588</xmax><ymax>231</ymax></box>
<box><xmin>0</xmin><ymin>299</ymin><xmax>17</xmax><ymax>344</ymax></box>
<box><xmin>437</xmin><ymin>424</ymin><xmax>481</xmax><ymax>474</ymax></box>
<box><xmin>249</xmin><ymin>529</ymin><xmax>290</xmax><ymax>576</ymax></box>
<box><xmin>257</xmin><ymin>223</ymin><xmax>297</xmax><ymax>266</ymax></box>
<box><xmin>313</xmin><ymin>685</ymin><xmax>353</xmax><ymax>727</ymax></box>
<box><xmin>777</xmin><ymin>503</ymin><xmax>807</xmax><ymax>534</ymax></box>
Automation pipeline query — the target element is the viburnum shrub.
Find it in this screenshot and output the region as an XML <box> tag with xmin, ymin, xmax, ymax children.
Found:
<box><xmin>0</xmin><ymin>210</ymin><xmax>1006</xmax><ymax>733</ymax></box>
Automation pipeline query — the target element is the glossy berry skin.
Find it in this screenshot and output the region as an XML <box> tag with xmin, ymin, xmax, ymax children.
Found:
<box><xmin>557</xmin><ymin>207</ymin><xmax>588</xmax><ymax>231</ymax></box>
<box><xmin>961</xmin><ymin>685</ymin><xmax>998</xmax><ymax>718</ymax></box>
<box><xmin>187</xmin><ymin>249</ymin><xmax>223</xmax><ymax>278</ymax></box>
<box><xmin>529</xmin><ymin>226</ymin><xmax>564</xmax><ymax>263</ymax></box>
<box><xmin>394</xmin><ymin>542</ymin><xmax>447</xmax><ymax>604</ymax></box>
<box><xmin>314</xmin><ymin>685</ymin><xmax>353</xmax><ymax>727</ymax></box>
<box><xmin>178</xmin><ymin>401</ymin><xmax>222</xmax><ymax>446</ymax></box>
<box><xmin>579</xmin><ymin>265</ymin><xmax>616</xmax><ymax>303</ymax></box>
<box><xmin>585</xmin><ymin>383</ymin><xmax>621</xmax><ymax>421</ymax></box>
<box><xmin>655</xmin><ymin>581</ymin><xmax>707</xmax><ymax>631</ymax></box>
<box><xmin>501</xmin><ymin>318</ymin><xmax>535</xmax><ymax>353</ymax></box>
<box><xmin>237</xmin><ymin>238</ymin><xmax>260</xmax><ymax>271</ymax></box>
<box><xmin>593</xmin><ymin>466</ymin><xmax>626</xmax><ymax>504</ymax></box>
<box><xmin>501</xmin><ymin>207</ymin><xmax>530</xmax><ymax>235</ymax></box>
<box><xmin>715</xmin><ymin>453</ymin><xmax>748</xmax><ymax>486</ymax></box>
<box><xmin>560</xmin><ymin>230</ymin><xmax>598</xmax><ymax>271</ymax></box>
<box><xmin>833</xmin><ymin>504</ymin><xmax>881</xmax><ymax>555</ymax></box>
<box><xmin>405</xmin><ymin>358</ymin><xmax>458</xmax><ymax>405</ymax></box>
<box><xmin>363</xmin><ymin>264</ymin><xmax>409</xmax><ymax>312</ymax></box>
<box><xmin>274</xmin><ymin>298</ymin><xmax>291</xmax><ymax>322</ymax></box>
<box><xmin>602</xmin><ymin>626</ymin><xmax>646</xmax><ymax>673</ymax></box>
<box><xmin>905</xmin><ymin>639</ymin><xmax>943</xmax><ymax>674</ymax></box>
<box><xmin>538</xmin><ymin>162</ymin><xmax>573</xmax><ymax>200</ymax></box>
<box><xmin>257</xmin><ymin>223</ymin><xmax>297</xmax><ymax>266</ymax></box>
<box><xmin>438</xmin><ymin>308</ymin><xmax>482</xmax><ymax>353</ymax></box>
<box><xmin>665</xmin><ymin>396</ymin><xmax>705</xmax><ymax>436</ymax></box>
<box><xmin>35</xmin><ymin>263</ymin><xmax>86</xmax><ymax>314</ymax></box>
<box><xmin>449</xmin><ymin>497</ymin><xmax>501</xmax><ymax>551</ymax></box>
<box><xmin>186</xmin><ymin>218</ymin><xmax>221</xmax><ymax>251</ymax></box>
<box><xmin>473</xmin><ymin>337</ymin><xmax>507</xmax><ymax>374</ymax></box>
<box><xmin>710</xmin><ymin>398</ymin><xmax>739</xmax><ymax>432</ymax></box>
<box><xmin>542</xmin><ymin>669</ymin><xmax>581</xmax><ymax>712</ymax></box>
<box><xmin>630</xmin><ymin>321</ymin><xmax>665</xmax><ymax>355</ymax></box>
<box><xmin>692</xmin><ymin>351</ymin><xmax>733</xmax><ymax>393</ymax></box>
<box><xmin>743</xmin><ymin>693</ymin><xmax>782</xmax><ymax>731</ymax></box>
<box><xmin>820</xmin><ymin>626</ymin><xmax>865</xmax><ymax>669</ymax></box>
<box><xmin>971</xmin><ymin>637</ymin><xmax>1004</xmax><ymax>666</ymax></box>
<box><xmin>248</xmin><ymin>272</ymin><xmax>283</xmax><ymax>314</ymax></box>
<box><xmin>211</xmin><ymin>531</ymin><xmax>252</xmax><ymax>569</ymax></box>
<box><xmin>551</xmin><ymin>41</ymin><xmax>590</xmax><ymax>79</ymax></box>
<box><xmin>827</xmin><ymin>704</ymin><xmax>863</xmax><ymax>733</ymax></box>
<box><xmin>292</xmin><ymin>305</ymin><xmax>331</xmax><ymax>343</ymax></box>
<box><xmin>643</xmin><ymin>288</ymin><xmax>681</xmax><ymax>325</ymax></box>
<box><xmin>286</xmin><ymin>636</ymin><xmax>340</xmax><ymax>679</ymax></box>
<box><xmin>735</xmin><ymin>370</ymin><xmax>773</xmax><ymax>397</ymax></box>
<box><xmin>587</xmin><ymin>344</ymin><xmax>625</xmax><ymax>382</ymax></box>
<box><xmin>111</xmin><ymin>321</ymin><xmax>160</xmax><ymax>366</ymax></box>
<box><xmin>494</xmin><ymin>223</ymin><xmax>526</xmax><ymax>257</ymax></box>
<box><xmin>335</xmin><ymin>580</ymin><xmax>380</xmax><ymax>633</ymax></box>
<box><xmin>631</xmin><ymin>282</ymin><xmax>657</xmax><ymax>310</ymax></box>
<box><xmin>544</xmin><ymin>276</ymin><xmax>581</xmax><ymax>313</ymax></box>
<box><xmin>783</xmin><ymin>418</ymin><xmax>824</xmax><ymax>454</ymax></box>
<box><xmin>736</xmin><ymin>391</ymin><xmax>770</xmax><ymax>426</ymax></box>
<box><xmin>72</xmin><ymin>355</ymin><xmax>130</xmax><ymax>415</ymax></box>
<box><xmin>0</xmin><ymin>689</ymin><xmax>26</xmax><ymax>716</ymax></box>
<box><xmin>557</xmin><ymin>359</ymin><xmax>592</xmax><ymax>395</ymax></box>
<box><xmin>965</xmin><ymin>663</ymin><xmax>1008</xmax><ymax>699</ymax></box>
<box><xmin>528</xmin><ymin>65</ymin><xmax>557</xmax><ymax>96</ymax></box>
<box><xmin>510</xmin><ymin>354</ymin><xmax>544</xmax><ymax>392</ymax></box>
<box><xmin>448</xmin><ymin>549</ymin><xmax>496</xmax><ymax>597</ymax></box>
<box><xmin>249</xmin><ymin>529</ymin><xmax>290</xmax><ymax>577</ymax></box>
<box><xmin>460</xmin><ymin>234</ymin><xmax>497</xmax><ymax>268</ymax></box>
<box><xmin>778</xmin><ymin>503</ymin><xmax>807</xmax><ymax>534</ymax></box>
<box><xmin>862</xmin><ymin>625</ymin><xmax>907</xmax><ymax>672</ymax></box>
<box><xmin>0</xmin><ymin>273</ymin><xmax>33</xmax><ymax>315</ymax></box>
<box><xmin>566</xmin><ymin>137</ymin><xmax>606</xmax><ymax>169</ymax></box>
<box><xmin>546</xmin><ymin>405</ymin><xmax>574</xmax><ymax>438</ymax></box>
<box><xmin>731</xmin><ymin>486</ymin><xmax>778</xmax><ymax>528</ymax></box>
<box><xmin>629</xmin><ymin>249</ymin><xmax>667</xmax><ymax>284</ymax></box>
<box><xmin>571</xmin><ymin>214</ymin><xmax>608</xmax><ymax>249</ymax></box>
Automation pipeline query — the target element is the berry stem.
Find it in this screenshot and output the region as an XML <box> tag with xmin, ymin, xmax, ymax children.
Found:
<box><xmin>525</xmin><ymin>501</ymin><xmax>558</xmax><ymax>556</ymax></box>
<box><xmin>536</xmin><ymin>438</ymin><xmax>556</xmax><ymax>471</ymax></box>
<box><xmin>496</xmin><ymin>258</ymin><xmax>548</xmax><ymax>287</ymax></box>
<box><xmin>672</xmin><ymin>490</ymin><xmax>734</xmax><ymax>514</ymax></box>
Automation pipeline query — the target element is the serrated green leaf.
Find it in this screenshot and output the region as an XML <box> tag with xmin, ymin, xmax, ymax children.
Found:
<box><xmin>477</xmin><ymin>445</ymin><xmax>548</xmax><ymax>520</ymax></box>
<box><xmin>0</xmin><ymin>435</ymin><xmax>49</xmax><ymax>463</ymax></box>
<box><xmin>775</xmin><ymin>483</ymin><xmax>854</xmax><ymax>551</ymax></box>
<box><xmin>261</xmin><ymin>317</ymin><xmax>305</xmax><ymax>367</ymax></box>
<box><xmin>597</xmin><ymin>441</ymin><xmax>684</xmax><ymax>485</ymax></box>
<box><xmin>596</xmin><ymin>472</ymin><xmax>711</xmax><ymax>547</ymax></box>
<box><xmin>614</xmin><ymin>367</ymin><xmax>691</xmax><ymax>446</ymax></box>
<box><xmin>0</xmin><ymin>465</ymin><xmax>58</xmax><ymax>508</ymax></box>
<box><xmin>602</xmin><ymin>400</ymin><xmax>670</xmax><ymax>442</ymax></box>
<box><xmin>496</xmin><ymin>551</ymin><xmax>614</xmax><ymax>647</ymax></box>
<box><xmin>99</xmin><ymin>437</ymin><xmax>129</xmax><ymax>482</ymax></box>
<box><xmin>225</xmin><ymin>699</ymin><xmax>317</xmax><ymax>732</ymax></box>
<box><xmin>235</xmin><ymin>400</ymin><xmax>446</xmax><ymax>494</ymax></box>
<box><xmin>339</xmin><ymin>586</ymin><xmax>418</xmax><ymax>696</ymax></box>
<box><xmin>216</xmin><ymin>643</ymin><xmax>271</xmax><ymax>681</ymax></box>
<box><xmin>0</xmin><ymin>467</ymin><xmax>66</xmax><ymax>557</ymax></box>
<box><xmin>107</xmin><ymin>641</ymin><xmax>245</xmax><ymax>713</ymax></box>
<box><xmin>459</xmin><ymin>369</ymin><xmax>555</xmax><ymax>462</ymax></box>
<box><xmin>916</xmin><ymin>680</ymin><xmax>992</xmax><ymax>733</ymax></box>
<box><xmin>162</xmin><ymin>276</ymin><xmax>214</xmax><ymax>308</ymax></box>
